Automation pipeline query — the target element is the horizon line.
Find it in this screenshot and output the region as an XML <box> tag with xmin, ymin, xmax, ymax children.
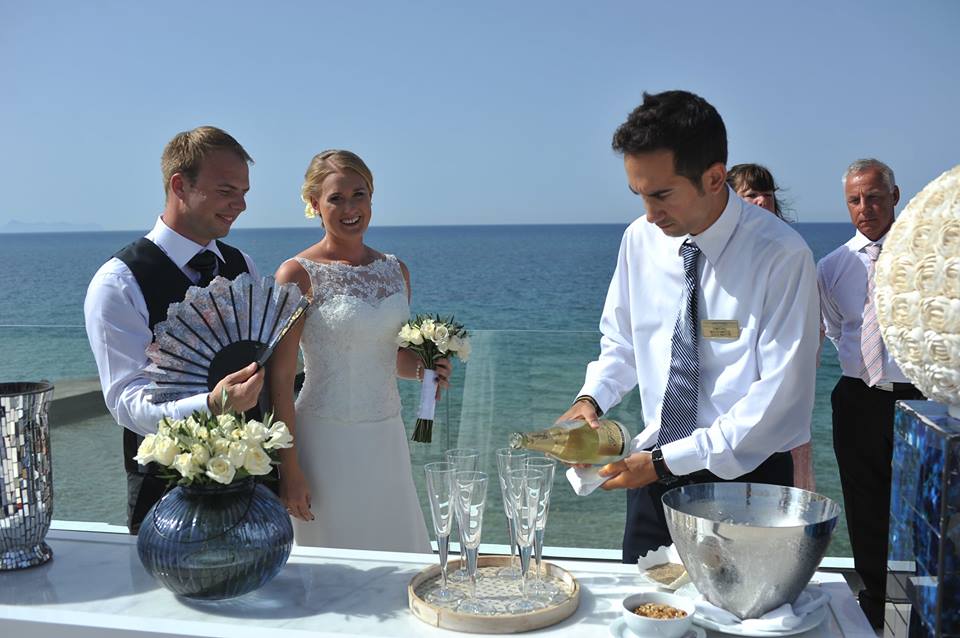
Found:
<box><xmin>0</xmin><ymin>220</ymin><xmax>851</xmax><ymax>235</ymax></box>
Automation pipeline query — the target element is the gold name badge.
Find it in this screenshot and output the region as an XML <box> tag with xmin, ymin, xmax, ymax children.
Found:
<box><xmin>701</xmin><ymin>320</ymin><xmax>741</xmax><ymax>339</ymax></box>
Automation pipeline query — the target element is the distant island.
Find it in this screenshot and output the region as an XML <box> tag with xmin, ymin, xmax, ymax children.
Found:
<box><xmin>1</xmin><ymin>220</ymin><xmax>104</xmax><ymax>233</ymax></box>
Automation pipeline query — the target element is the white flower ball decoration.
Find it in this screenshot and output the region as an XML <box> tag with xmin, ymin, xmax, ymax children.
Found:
<box><xmin>875</xmin><ymin>165</ymin><xmax>960</xmax><ymax>418</ymax></box>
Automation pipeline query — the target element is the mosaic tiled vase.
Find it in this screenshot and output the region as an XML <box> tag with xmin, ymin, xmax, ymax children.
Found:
<box><xmin>0</xmin><ymin>382</ymin><xmax>55</xmax><ymax>570</ymax></box>
<box><xmin>137</xmin><ymin>477</ymin><xmax>293</xmax><ymax>600</ymax></box>
<box><xmin>888</xmin><ymin>400</ymin><xmax>960</xmax><ymax>637</ymax></box>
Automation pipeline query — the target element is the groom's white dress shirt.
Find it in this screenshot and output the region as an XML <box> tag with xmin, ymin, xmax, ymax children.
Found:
<box><xmin>816</xmin><ymin>230</ymin><xmax>909</xmax><ymax>384</ymax></box>
<box><xmin>84</xmin><ymin>217</ymin><xmax>258</xmax><ymax>437</ymax></box>
<box><xmin>577</xmin><ymin>189</ymin><xmax>820</xmax><ymax>480</ymax></box>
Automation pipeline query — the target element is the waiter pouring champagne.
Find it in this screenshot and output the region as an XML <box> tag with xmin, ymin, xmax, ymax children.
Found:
<box><xmin>556</xmin><ymin>90</ymin><xmax>820</xmax><ymax>563</ymax></box>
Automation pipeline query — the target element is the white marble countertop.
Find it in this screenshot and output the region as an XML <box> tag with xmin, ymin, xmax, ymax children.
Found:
<box><xmin>0</xmin><ymin>528</ymin><xmax>876</xmax><ymax>638</ymax></box>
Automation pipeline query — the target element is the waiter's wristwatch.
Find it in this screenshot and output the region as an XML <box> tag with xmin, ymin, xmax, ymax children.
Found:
<box><xmin>651</xmin><ymin>448</ymin><xmax>677</xmax><ymax>484</ymax></box>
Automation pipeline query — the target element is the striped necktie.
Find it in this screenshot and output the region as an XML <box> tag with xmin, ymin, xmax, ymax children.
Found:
<box><xmin>658</xmin><ymin>241</ymin><xmax>701</xmax><ymax>446</ymax></box>
<box><xmin>860</xmin><ymin>243</ymin><xmax>884</xmax><ymax>387</ymax></box>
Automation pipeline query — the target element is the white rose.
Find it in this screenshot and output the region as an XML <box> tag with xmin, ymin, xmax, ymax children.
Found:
<box><xmin>434</xmin><ymin>324</ymin><xmax>449</xmax><ymax>341</ymax></box>
<box><xmin>190</xmin><ymin>443</ymin><xmax>210</xmax><ymax>466</ymax></box>
<box><xmin>195</xmin><ymin>426</ymin><xmax>209</xmax><ymax>441</ymax></box>
<box><xmin>920</xmin><ymin>296</ymin><xmax>960</xmax><ymax>333</ymax></box>
<box><xmin>943</xmin><ymin>258</ymin><xmax>960</xmax><ymax>297</ymax></box>
<box><xmin>890</xmin><ymin>292</ymin><xmax>921</xmax><ymax>328</ymax></box>
<box><xmin>899</xmin><ymin>327</ymin><xmax>925</xmax><ymax>365</ymax></box>
<box><xmin>212</xmin><ymin>439</ymin><xmax>231</xmax><ymax>458</ymax></box>
<box><xmin>264</xmin><ymin>422</ymin><xmax>293</xmax><ymax>450</ymax></box>
<box><xmin>909</xmin><ymin>219</ymin><xmax>937</xmax><ymax>258</ymax></box>
<box><xmin>406</xmin><ymin>325</ymin><xmax>424</xmax><ymax>346</ymax></box>
<box><xmin>205</xmin><ymin>457</ymin><xmax>236</xmax><ymax>485</ymax></box>
<box><xmin>889</xmin><ymin>258</ymin><xmax>917</xmax><ymax>294</ymax></box>
<box><xmin>936</xmin><ymin>218</ymin><xmax>960</xmax><ymax>259</ymax></box>
<box><xmin>217</xmin><ymin>413</ymin><xmax>239</xmax><ymax>432</ymax></box>
<box><xmin>928</xmin><ymin>365</ymin><xmax>960</xmax><ymax>403</ymax></box>
<box><xmin>420</xmin><ymin>320</ymin><xmax>435</xmax><ymax>340</ymax></box>
<box><xmin>913</xmin><ymin>254</ymin><xmax>944</xmax><ymax>296</ymax></box>
<box><xmin>435</xmin><ymin>337</ymin><xmax>449</xmax><ymax>353</ymax></box>
<box><xmin>157</xmin><ymin>417</ymin><xmax>174</xmax><ymax>437</ymax></box>
<box><xmin>243</xmin><ymin>421</ymin><xmax>268</xmax><ymax>443</ymax></box>
<box><xmin>243</xmin><ymin>444</ymin><xmax>273</xmax><ymax>475</ymax></box>
<box><xmin>185</xmin><ymin>415</ymin><xmax>201</xmax><ymax>436</ymax></box>
<box><xmin>172</xmin><ymin>452</ymin><xmax>200</xmax><ymax>480</ymax></box>
<box><xmin>446</xmin><ymin>335</ymin><xmax>462</xmax><ymax>353</ymax></box>
<box><xmin>153</xmin><ymin>436</ymin><xmax>179</xmax><ymax>466</ymax></box>
<box><xmin>134</xmin><ymin>434</ymin><xmax>158</xmax><ymax>465</ymax></box>
<box><xmin>227</xmin><ymin>441</ymin><xmax>247</xmax><ymax>467</ymax></box>
<box><xmin>924</xmin><ymin>332</ymin><xmax>960</xmax><ymax>368</ymax></box>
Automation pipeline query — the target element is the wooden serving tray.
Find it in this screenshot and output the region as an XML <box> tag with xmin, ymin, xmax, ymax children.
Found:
<box><xmin>408</xmin><ymin>555</ymin><xmax>580</xmax><ymax>633</ymax></box>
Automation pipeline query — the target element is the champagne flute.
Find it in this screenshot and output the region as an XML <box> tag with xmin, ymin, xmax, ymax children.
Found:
<box><xmin>524</xmin><ymin>456</ymin><xmax>559</xmax><ymax>599</ymax></box>
<box><xmin>453</xmin><ymin>470</ymin><xmax>493</xmax><ymax>615</ymax></box>
<box><xmin>504</xmin><ymin>468</ymin><xmax>545</xmax><ymax>612</ymax></box>
<box><xmin>424</xmin><ymin>462</ymin><xmax>464</xmax><ymax>604</ymax></box>
<box><xmin>445</xmin><ymin>448</ymin><xmax>479</xmax><ymax>583</ymax></box>
<box><xmin>494</xmin><ymin>447</ymin><xmax>527</xmax><ymax>579</ymax></box>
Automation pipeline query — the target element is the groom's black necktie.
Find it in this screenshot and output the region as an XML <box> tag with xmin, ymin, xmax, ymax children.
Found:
<box><xmin>187</xmin><ymin>250</ymin><xmax>219</xmax><ymax>287</ymax></box>
<box><xmin>657</xmin><ymin>241</ymin><xmax>701</xmax><ymax>446</ymax></box>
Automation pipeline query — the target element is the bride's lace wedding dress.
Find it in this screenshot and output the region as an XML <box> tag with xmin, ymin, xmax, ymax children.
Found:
<box><xmin>290</xmin><ymin>255</ymin><xmax>431</xmax><ymax>552</ymax></box>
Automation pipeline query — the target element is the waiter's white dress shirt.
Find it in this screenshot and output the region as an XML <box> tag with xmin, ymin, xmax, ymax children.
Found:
<box><xmin>817</xmin><ymin>230</ymin><xmax>908</xmax><ymax>384</ymax></box>
<box><xmin>577</xmin><ymin>189</ymin><xmax>820</xmax><ymax>480</ymax></box>
<box><xmin>84</xmin><ymin>217</ymin><xmax>258</xmax><ymax>437</ymax></box>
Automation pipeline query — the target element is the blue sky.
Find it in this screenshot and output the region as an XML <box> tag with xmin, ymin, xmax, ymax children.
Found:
<box><xmin>3</xmin><ymin>1</ymin><xmax>958</xmax><ymax>230</ymax></box>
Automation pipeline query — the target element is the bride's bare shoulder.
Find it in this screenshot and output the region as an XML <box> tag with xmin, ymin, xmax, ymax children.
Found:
<box><xmin>275</xmin><ymin>257</ymin><xmax>312</xmax><ymax>296</ymax></box>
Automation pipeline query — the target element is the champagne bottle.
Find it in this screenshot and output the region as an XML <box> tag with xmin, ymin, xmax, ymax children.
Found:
<box><xmin>509</xmin><ymin>419</ymin><xmax>631</xmax><ymax>465</ymax></box>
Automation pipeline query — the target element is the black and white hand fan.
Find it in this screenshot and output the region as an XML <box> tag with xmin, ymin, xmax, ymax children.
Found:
<box><xmin>144</xmin><ymin>273</ymin><xmax>310</xmax><ymax>402</ymax></box>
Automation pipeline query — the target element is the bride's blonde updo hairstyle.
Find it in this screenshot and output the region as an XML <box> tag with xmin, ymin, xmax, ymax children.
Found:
<box><xmin>301</xmin><ymin>150</ymin><xmax>375</xmax><ymax>218</ymax></box>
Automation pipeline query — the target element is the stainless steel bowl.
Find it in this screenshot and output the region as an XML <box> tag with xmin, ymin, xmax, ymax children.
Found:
<box><xmin>662</xmin><ymin>482</ymin><xmax>840</xmax><ymax>619</ymax></box>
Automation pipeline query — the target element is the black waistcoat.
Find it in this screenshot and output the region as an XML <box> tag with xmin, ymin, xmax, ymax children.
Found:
<box><xmin>114</xmin><ymin>237</ymin><xmax>249</xmax><ymax>473</ymax></box>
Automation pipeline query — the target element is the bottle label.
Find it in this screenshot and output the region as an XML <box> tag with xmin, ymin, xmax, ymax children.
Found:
<box><xmin>598</xmin><ymin>421</ymin><xmax>626</xmax><ymax>456</ymax></box>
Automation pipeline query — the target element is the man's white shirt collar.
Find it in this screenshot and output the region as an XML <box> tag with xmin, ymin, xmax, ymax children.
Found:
<box><xmin>849</xmin><ymin>229</ymin><xmax>888</xmax><ymax>253</ymax></box>
<box><xmin>683</xmin><ymin>186</ymin><xmax>741</xmax><ymax>264</ymax></box>
<box><xmin>145</xmin><ymin>216</ymin><xmax>225</xmax><ymax>269</ymax></box>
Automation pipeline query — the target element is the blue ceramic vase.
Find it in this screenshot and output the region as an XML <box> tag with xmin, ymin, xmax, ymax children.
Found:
<box><xmin>137</xmin><ymin>477</ymin><xmax>293</xmax><ymax>599</ymax></box>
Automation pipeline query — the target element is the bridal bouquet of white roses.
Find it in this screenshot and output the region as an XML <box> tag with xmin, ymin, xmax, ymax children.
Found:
<box><xmin>134</xmin><ymin>410</ymin><xmax>294</xmax><ymax>486</ymax></box>
<box><xmin>397</xmin><ymin>314</ymin><xmax>471</xmax><ymax>442</ymax></box>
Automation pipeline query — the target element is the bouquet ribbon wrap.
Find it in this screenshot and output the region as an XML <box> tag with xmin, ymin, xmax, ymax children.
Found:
<box><xmin>417</xmin><ymin>369</ymin><xmax>437</xmax><ymax>420</ymax></box>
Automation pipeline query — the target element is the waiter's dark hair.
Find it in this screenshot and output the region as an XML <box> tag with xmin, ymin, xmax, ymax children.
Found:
<box><xmin>612</xmin><ymin>90</ymin><xmax>727</xmax><ymax>189</ymax></box>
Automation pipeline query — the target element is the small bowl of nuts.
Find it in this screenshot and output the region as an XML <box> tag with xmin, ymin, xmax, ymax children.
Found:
<box><xmin>621</xmin><ymin>591</ymin><xmax>695</xmax><ymax>638</ymax></box>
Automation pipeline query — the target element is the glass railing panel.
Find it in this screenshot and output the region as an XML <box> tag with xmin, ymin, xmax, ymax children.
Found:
<box><xmin>1</xmin><ymin>326</ymin><xmax>128</xmax><ymax>526</ymax></box>
<box><xmin>1</xmin><ymin>325</ymin><xmax>852</xmax><ymax>556</ymax></box>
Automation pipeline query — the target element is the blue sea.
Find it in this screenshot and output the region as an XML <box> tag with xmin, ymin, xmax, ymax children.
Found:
<box><xmin>0</xmin><ymin>223</ymin><xmax>855</xmax><ymax>555</ymax></box>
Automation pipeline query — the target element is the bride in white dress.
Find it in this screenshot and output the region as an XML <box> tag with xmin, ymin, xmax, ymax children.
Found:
<box><xmin>269</xmin><ymin>150</ymin><xmax>450</xmax><ymax>553</ymax></box>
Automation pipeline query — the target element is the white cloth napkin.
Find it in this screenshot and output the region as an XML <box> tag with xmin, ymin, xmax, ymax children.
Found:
<box><xmin>565</xmin><ymin>437</ymin><xmax>645</xmax><ymax>495</ymax></box>
<box><xmin>565</xmin><ymin>465</ymin><xmax>608</xmax><ymax>495</ymax></box>
<box><xmin>689</xmin><ymin>586</ymin><xmax>830</xmax><ymax>631</ymax></box>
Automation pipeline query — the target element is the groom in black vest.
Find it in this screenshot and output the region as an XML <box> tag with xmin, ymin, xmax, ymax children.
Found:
<box><xmin>84</xmin><ymin>126</ymin><xmax>265</xmax><ymax>533</ymax></box>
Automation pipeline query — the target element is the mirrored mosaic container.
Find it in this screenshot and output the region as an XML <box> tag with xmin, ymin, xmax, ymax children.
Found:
<box><xmin>0</xmin><ymin>382</ymin><xmax>55</xmax><ymax>570</ymax></box>
<box><xmin>888</xmin><ymin>400</ymin><xmax>960</xmax><ymax>637</ymax></box>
